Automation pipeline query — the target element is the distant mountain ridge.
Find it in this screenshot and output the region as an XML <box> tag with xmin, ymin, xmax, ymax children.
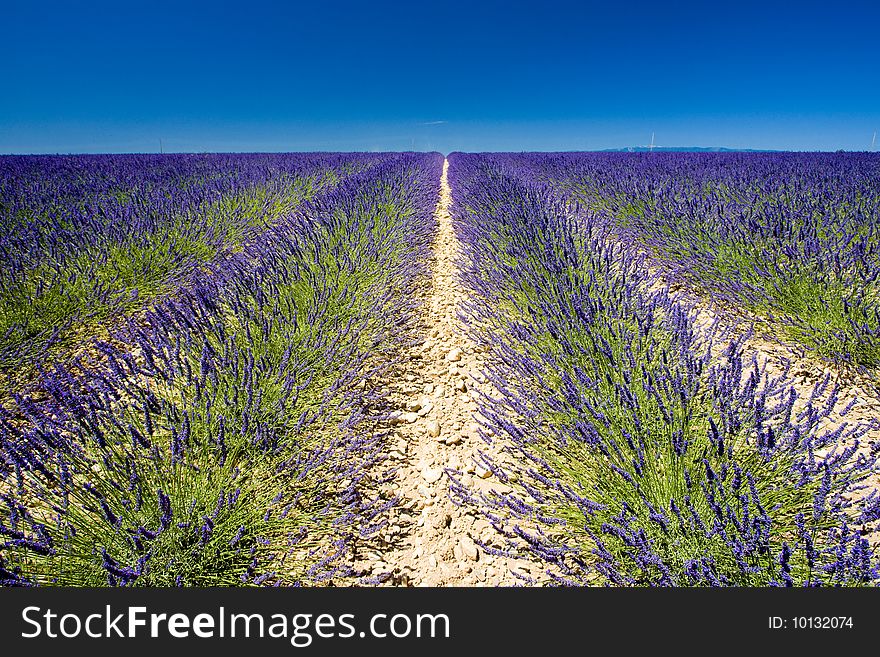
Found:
<box><xmin>602</xmin><ymin>146</ymin><xmax>781</xmax><ymax>153</ymax></box>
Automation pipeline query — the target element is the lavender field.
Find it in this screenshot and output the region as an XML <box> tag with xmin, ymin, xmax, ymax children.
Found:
<box><xmin>2</xmin><ymin>151</ymin><xmax>880</xmax><ymax>586</ymax></box>
<box><xmin>449</xmin><ymin>152</ymin><xmax>880</xmax><ymax>586</ymax></box>
<box><xmin>1</xmin><ymin>152</ymin><xmax>443</xmax><ymax>585</ymax></box>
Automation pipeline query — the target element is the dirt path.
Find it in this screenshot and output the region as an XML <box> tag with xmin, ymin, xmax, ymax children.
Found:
<box><xmin>352</xmin><ymin>159</ymin><xmax>546</xmax><ymax>586</ymax></box>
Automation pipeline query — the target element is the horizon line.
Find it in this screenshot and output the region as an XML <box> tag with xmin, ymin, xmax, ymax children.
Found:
<box><xmin>2</xmin><ymin>148</ymin><xmax>878</xmax><ymax>156</ymax></box>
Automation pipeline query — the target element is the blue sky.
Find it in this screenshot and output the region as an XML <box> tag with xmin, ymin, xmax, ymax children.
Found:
<box><xmin>2</xmin><ymin>0</ymin><xmax>878</xmax><ymax>153</ymax></box>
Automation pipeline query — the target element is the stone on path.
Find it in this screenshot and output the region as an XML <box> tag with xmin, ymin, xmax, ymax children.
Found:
<box><xmin>460</xmin><ymin>537</ymin><xmax>479</xmax><ymax>561</ymax></box>
<box><xmin>475</xmin><ymin>463</ymin><xmax>492</xmax><ymax>479</ymax></box>
<box><xmin>422</xmin><ymin>467</ymin><xmax>443</xmax><ymax>484</ymax></box>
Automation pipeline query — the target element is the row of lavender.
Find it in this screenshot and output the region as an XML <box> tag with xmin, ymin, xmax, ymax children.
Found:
<box><xmin>449</xmin><ymin>153</ymin><xmax>880</xmax><ymax>585</ymax></box>
<box><xmin>0</xmin><ymin>153</ymin><xmax>379</xmax><ymax>370</ymax></box>
<box><xmin>498</xmin><ymin>152</ymin><xmax>880</xmax><ymax>370</ymax></box>
<box><xmin>1</xmin><ymin>152</ymin><xmax>443</xmax><ymax>585</ymax></box>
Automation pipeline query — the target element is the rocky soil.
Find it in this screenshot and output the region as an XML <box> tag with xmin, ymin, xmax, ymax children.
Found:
<box><xmin>351</xmin><ymin>160</ymin><xmax>547</xmax><ymax>586</ymax></box>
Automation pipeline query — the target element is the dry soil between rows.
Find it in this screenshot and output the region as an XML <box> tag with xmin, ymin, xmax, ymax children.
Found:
<box><xmin>351</xmin><ymin>160</ymin><xmax>547</xmax><ymax>586</ymax></box>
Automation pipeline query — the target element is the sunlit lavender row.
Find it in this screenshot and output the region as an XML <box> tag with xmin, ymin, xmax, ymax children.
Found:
<box><xmin>1</xmin><ymin>153</ymin><xmax>442</xmax><ymax>585</ymax></box>
<box><xmin>0</xmin><ymin>153</ymin><xmax>381</xmax><ymax>369</ymax></box>
<box><xmin>449</xmin><ymin>152</ymin><xmax>880</xmax><ymax>586</ymax></box>
<box><xmin>500</xmin><ymin>152</ymin><xmax>880</xmax><ymax>369</ymax></box>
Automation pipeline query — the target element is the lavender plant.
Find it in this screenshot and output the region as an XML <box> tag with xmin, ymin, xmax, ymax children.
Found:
<box><xmin>449</xmin><ymin>153</ymin><xmax>880</xmax><ymax>586</ymax></box>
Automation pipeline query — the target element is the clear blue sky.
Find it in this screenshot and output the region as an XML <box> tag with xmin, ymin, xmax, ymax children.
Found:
<box><xmin>2</xmin><ymin>0</ymin><xmax>878</xmax><ymax>153</ymax></box>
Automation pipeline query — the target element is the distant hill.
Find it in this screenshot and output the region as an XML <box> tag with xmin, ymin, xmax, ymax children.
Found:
<box><xmin>602</xmin><ymin>146</ymin><xmax>781</xmax><ymax>153</ymax></box>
